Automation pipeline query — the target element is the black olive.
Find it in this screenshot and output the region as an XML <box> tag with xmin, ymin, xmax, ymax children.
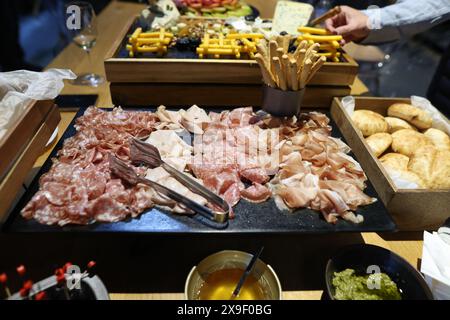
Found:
<box><xmin>189</xmin><ymin>37</ymin><xmax>201</xmax><ymax>46</ymax></box>
<box><xmin>279</xmin><ymin>31</ymin><xmax>288</xmax><ymax>36</ymax></box>
<box><xmin>288</xmin><ymin>39</ymin><xmax>297</xmax><ymax>53</ymax></box>
<box><xmin>176</xmin><ymin>37</ymin><xmax>190</xmax><ymax>51</ymax></box>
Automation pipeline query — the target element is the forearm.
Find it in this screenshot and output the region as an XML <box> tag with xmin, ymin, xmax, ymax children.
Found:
<box><xmin>361</xmin><ymin>0</ymin><xmax>450</xmax><ymax>44</ymax></box>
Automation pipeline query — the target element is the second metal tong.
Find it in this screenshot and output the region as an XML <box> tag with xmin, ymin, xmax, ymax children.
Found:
<box><xmin>129</xmin><ymin>138</ymin><xmax>231</xmax><ymax>225</ymax></box>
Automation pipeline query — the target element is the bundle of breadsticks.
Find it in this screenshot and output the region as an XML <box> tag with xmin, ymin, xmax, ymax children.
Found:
<box><xmin>255</xmin><ymin>36</ymin><xmax>326</xmax><ymax>91</ymax></box>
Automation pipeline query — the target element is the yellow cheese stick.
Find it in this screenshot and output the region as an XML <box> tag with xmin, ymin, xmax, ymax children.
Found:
<box><xmin>199</xmin><ymin>44</ymin><xmax>240</xmax><ymax>49</ymax></box>
<box><xmin>331</xmin><ymin>40</ymin><xmax>341</xmax><ymax>48</ymax></box>
<box><xmin>318</xmin><ymin>51</ymin><xmax>341</xmax><ymax>57</ymax></box>
<box><xmin>138</xmin><ymin>32</ymin><xmax>173</xmax><ymax>38</ymax></box>
<box><xmin>317</xmin><ymin>43</ymin><xmax>338</xmax><ymax>51</ymax></box>
<box><xmin>130</xmin><ymin>27</ymin><xmax>142</xmax><ymax>41</ymax></box>
<box><xmin>137</xmin><ymin>38</ymin><xmax>171</xmax><ymax>45</ymax></box>
<box><xmin>137</xmin><ymin>46</ymin><xmax>167</xmax><ymax>53</ymax></box>
<box><xmin>301</xmin><ymin>34</ymin><xmax>343</xmax><ymax>42</ymax></box>
<box><xmin>298</xmin><ymin>27</ymin><xmax>330</xmax><ymax>35</ymax></box>
<box><xmin>226</xmin><ymin>33</ymin><xmax>264</xmax><ymax>40</ymax></box>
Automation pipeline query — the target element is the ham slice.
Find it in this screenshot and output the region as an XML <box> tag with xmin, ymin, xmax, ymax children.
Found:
<box><xmin>270</xmin><ymin>112</ymin><xmax>373</xmax><ymax>224</ymax></box>
<box><xmin>241</xmin><ymin>183</ymin><xmax>272</xmax><ymax>203</ymax></box>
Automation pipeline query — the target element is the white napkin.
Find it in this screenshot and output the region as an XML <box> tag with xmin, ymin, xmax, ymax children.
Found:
<box><xmin>421</xmin><ymin>230</ymin><xmax>450</xmax><ymax>300</ymax></box>
<box><xmin>411</xmin><ymin>96</ymin><xmax>450</xmax><ymax>135</ymax></box>
<box><xmin>0</xmin><ymin>69</ymin><xmax>75</xmax><ymax>140</ymax></box>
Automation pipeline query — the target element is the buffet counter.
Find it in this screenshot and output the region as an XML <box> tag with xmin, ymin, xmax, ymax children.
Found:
<box><xmin>41</xmin><ymin>0</ymin><xmax>424</xmax><ymax>300</ymax></box>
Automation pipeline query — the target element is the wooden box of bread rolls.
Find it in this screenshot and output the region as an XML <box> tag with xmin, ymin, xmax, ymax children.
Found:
<box><xmin>105</xmin><ymin>16</ymin><xmax>357</xmax><ymax>107</ymax></box>
<box><xmin>331</xmin><ymin>96</ymin><xmax>449</xmax><ymax>231</ymax></box>
<box><xmin>0</xmin><ymin>101</ymin><xmax>60</xmax><ymax>223</ymax></box>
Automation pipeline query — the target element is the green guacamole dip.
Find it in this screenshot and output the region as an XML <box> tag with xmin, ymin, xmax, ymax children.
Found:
<box><xmin>332</xmin><ymin>269</ymin><xmax>402</xmax><ymax>300</ymax></box>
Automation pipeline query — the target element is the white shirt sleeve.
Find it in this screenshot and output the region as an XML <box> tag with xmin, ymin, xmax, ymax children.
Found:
<box><xmin>361</xmin><ymin>0</ymin><xmax>450</xmax><ymax>44</ymax></box>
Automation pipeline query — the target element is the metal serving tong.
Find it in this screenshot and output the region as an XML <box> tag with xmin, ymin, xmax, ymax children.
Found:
<box><xmin>129</xmin><ymin>138</ymin><xmax>230</xmax><ymax>223</ymax></box>
<box><xmin>109</xmin><ymin>155</ymin><xmax>229</xmax><ymax>229</ymax></box>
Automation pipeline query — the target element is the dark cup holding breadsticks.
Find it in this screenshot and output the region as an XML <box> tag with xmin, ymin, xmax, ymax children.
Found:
<box><xmin>255</xmin><ymin>36</ymin><xmax>326</xmax><ymax>117</ymax></box>
<box><xmin>262</xmin><ymin>85</ymin><xmax>305</xmax><ymax>117</ymax></box>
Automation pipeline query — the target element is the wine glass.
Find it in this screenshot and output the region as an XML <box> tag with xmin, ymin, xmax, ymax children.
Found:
<box><xmin>65</xmin><ymin>1</ymin><xmax>104</xmax><ymax>86</ymax></box>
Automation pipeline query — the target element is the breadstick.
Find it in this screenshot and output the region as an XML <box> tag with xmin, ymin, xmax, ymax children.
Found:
<box><xmin>282</xmin><ymin>54</ymin><xmax>291</xmax><ymax>89</ymax></box>
<box><xmin>296</xmin><ymin>48</ymin><xmax>307</xmax><ymax>73</ymax></box>
<box><xmin>306</xmin><ymin>55</ymin><xmax>326</xmax><ymax>84</ymax></box>
<box><xmin>299</xmin><ymin>58</ymin><xmax>312</xmax><ymax>89</ymax></box>
<box><xmin>256</xmin><ymin>39</ymin><xmax>269</xmax><ymax>63</ymax></box>
<box><xmin>305</xmin><ymin>43</ymin><xmax>320</xmax><ymax>61</ymax></box>
<box><xmin>255</xmin><ymin>53</ymin><xmax>276</xmax><ymax>87</ymax></box>
<box><xmin>269</xmin><ymin>40</ymin><xmax>278</xmax><ymax>76</ymax></box>
<box><xmin>273</xmin><ymin>57</ymin><xmax>287</xmax><ymax>91</ymax></box>
<box><xmin>282</xmin><ymin>35</ymin><xmax>290</xmax><ymax>53</ymax></box>
<box><xmin>276</xmin><ymin>47</ymin><xmax>285</xmax><ymax>61</ymax></box>
<box><xmin>309</xmin><ymin>6</ymin><xmax>342</xmax><ymax>26</ymax></box>
<box><xmin>293</xmin><ymin>40</ymin><xmax>307</xmax><ymax>59</ymax></box>
<box><xmin>289</xmin><ymin>59</ymin><xmax>299</xmax><ymax>91</ymax></box>
<box><xmin>275</xmin><ymin>35</ymin><xmax>284</xmax><ymax>49</ymax></box>
<box><xmin>310</xmin><ymin>52</ymin><xmax>321</xmax><ymax>66</ymax></box>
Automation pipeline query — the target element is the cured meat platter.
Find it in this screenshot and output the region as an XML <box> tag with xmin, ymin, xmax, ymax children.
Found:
<box><xmin>3</xmin><ymin>106</ymin><xmax>395</xmax><ymax>234</ymax></box>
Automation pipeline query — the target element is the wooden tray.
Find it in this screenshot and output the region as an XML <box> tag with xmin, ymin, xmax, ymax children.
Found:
<box><xmin>331</xmin><ymin>96</ymin><xmax>450</xmax><ymax>231</ymax></box>
<box><xmin>110</xmin><ymin>83</ymin><xmax>351</xmax><ymax>108</ymax></box>
<box><xmin>0</xmin><ymin>103</ymin><xmax>60</xmax><ymax>223</ymax></box>
<box><xmin>0</xmin><ymin>100</ymin><xmax>54</xmax><ymax>181</ymax></box>
<box><xmin>104</xmin><ymin>16</ymin><xmax>358</xmax><ymax>86</ymax></box>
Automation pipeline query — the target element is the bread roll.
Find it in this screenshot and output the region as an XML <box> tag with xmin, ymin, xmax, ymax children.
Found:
<box><xmin>365</xmin><ymin>133</ymin><xmax>392</xmax><ymax>157</ymax></box>
<box><xmin>384</xmin><ymin>116</ymin><xmax>416</xmax><ymax>133</ymax></box>
<box><xmin>379</xmin><ymin>153</ymin><xmax>410</xmax><ymax>171</ymax></box>
<box><xmin>391</xmin><ymin>129</ymin><xmax>433</xmax><ymax>156</ymax></box>
<box><xmin>423</xmin><ymin>128</ymin><xmax>450</xmax><ymax>151</ymax></box>
<box><xmin>387</xmin><ymin>103</ymin><xmax>432</xmax><ymax>129</ymax></box>
<box><xmin>430</xmin><ymin>150</ymin><xmax>450</xmax><ymax>189</ymax></box>
<box><xmin>352</xmin><ymin>110</ymin><xmax>388</xmax><ymax>137</ymax></box>
<box><xmin>407</xmin><ymin>145</ymin><xmax>437</xmax><ymax>188</ymax></box>
<box><xmin>407</xmin><ymin>146</ymin><xmax>450</xmax><ymax>189</ymax></box>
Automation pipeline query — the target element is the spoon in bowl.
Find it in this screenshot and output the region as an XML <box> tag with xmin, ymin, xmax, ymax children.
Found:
<box><xmin>231</xmin><ymin>246</ymin><xmax>265</xmax><ymax>300</ymax></box>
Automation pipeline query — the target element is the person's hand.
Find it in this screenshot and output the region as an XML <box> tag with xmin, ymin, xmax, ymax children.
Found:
<box><xmin>325</xmin><ymin>6</ymin><xmax>370</xmax><ymax>44</ymax></box>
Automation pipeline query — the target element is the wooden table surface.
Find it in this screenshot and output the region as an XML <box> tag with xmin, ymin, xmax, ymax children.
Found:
<box><xmin>41</xmin><ymin>0</ymin><xmax>424</xmax><ymax>300</ymax></box>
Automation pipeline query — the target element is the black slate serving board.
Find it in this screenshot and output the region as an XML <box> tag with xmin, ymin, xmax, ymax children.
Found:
<box><xmin>3</xmin><ymin>107</ymin><xmax>396</xmax><ymax>234</ymax></box>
